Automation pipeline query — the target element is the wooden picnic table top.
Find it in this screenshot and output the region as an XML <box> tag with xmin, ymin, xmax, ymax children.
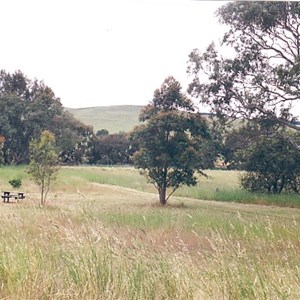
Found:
<box><xmin>1</xmin><ymin>191</ymin><xmax>26</xmax><ymax>203</ymax></box>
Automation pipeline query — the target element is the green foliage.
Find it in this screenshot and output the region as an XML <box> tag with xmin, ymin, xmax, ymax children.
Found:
<box><xmin>240</xmin><ymin>172</ymin><xmax>273</xmax><ymax>193</ymax></box>
<box><xmin>222</xmin><ymin>123</ymin><xmax>263</xmax><ymax>169</ymax></box>
<box><xmin>96</xmin><ymin>129</ymin><xmax>109</xmax><ymax>136</ymax></box>
<box><xmin>187</xmin><ymin>1</ymin><xmax>300</xmax><ymax>130</ymax></box>
<box><xmin>240</xmin><ymin>136</ymin><xmax>300</xmax><ymax>193</ymax></box>
<box><xmin>224</xmin><ymin>124</ymin><xmax>300</xmax><ymax>193</ymax></box>
<box><xmin>0</xmin><ymin>69</ymin><xmax>94</xmax><ymax>165</ymax></box>
<box><xmin>90</xmin><ymin>132</ymin><xmax>134</xmax><ymax>165</ymax></box>
<box><xmin>131</xmin><ymin>76</ymin><xmax>215</xmax><ymax>205</ymax></box>
<box><xmin>27</xmin><ymin>130</ymin><xmax>60</xmax><ymax>205</ymax></box>
<box><xmin>8</xmin><ymin>178</ymin><xmax>22</xmax><ymax>188</ymax></box>
<box><xmin>57</xmin><ymin>112</ymin><xmax>94</xmax><ymax>165</ymax></box>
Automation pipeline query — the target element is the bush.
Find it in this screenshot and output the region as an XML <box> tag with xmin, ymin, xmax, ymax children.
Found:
<box><xmin>225</xmin><ymin>125</ymin><xmax>300</xmax><ymax>194</ymax></box>
<box><xmin>9</xmin><ymin>178</ymin><xmax>22</xmax><ymax>189</ymax></box>
<box><xmin>240</xmin><ymin>172</ymin><xmax>275</xmax><ymax>193</ymax></box>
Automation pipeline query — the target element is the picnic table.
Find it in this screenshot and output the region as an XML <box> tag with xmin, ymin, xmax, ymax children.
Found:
<box><xmin>1</xmin><ymin>191</ymin><xmax>25</xmax><ymax>203</ymax></box>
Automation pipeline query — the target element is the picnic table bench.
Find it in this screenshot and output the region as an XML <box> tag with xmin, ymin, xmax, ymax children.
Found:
<box><xmin>1</xmin><ymin>191</ymin><xmax>25</xmax><ymax>203</ymax></box>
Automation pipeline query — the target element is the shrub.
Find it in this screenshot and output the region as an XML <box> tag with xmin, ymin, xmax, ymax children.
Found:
<box><xmin>240</xmin><ymin>172</ymin><xmax>275</xmax><ymax>193</ymax></box>
<box><xmin>9</xmin><ymin>178</ymin><xmax>22</xmax><ymax>189</ymax></box>
<box><xmin>225</xmin><ymin>125</ymin><xmax>300</xmax><ymax>194</ymax></box>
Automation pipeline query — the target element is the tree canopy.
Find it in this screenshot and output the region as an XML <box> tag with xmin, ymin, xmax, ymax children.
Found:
<box><xmin>27</xmin><ymin>130</ymin><xmax>60</xmax><ymax>205</ymax></box>
<box><xmin>188</xmin><ymin>2</ymin><xmax>300</xmax><ymax>130</ymax></box>
<box><xmin>131</xmin><ymin>76</ymin><xmax>214</xmax><ymax>205</ymax></box>
<box><xmin>90</xmin><ymin>132</ymin><xmax>134</xmax><ymax>165</ymax></box>
<box><xmin>0</xmin><ymin>70</ymin><xmax>93</xmax><ymax>164</ymax></box>
<box><xmin>222</xmin><ymin>123</ymin><xmax>300</xmax><ymax>193</ymax></box>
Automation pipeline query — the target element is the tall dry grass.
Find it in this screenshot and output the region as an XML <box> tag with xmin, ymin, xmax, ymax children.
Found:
<box><xmin>0</xmin><ymin>180</ymin><xmax>299</xmax><ymax>299</ymax></box>
<box><xmin>0</xmin><ymin>166</ymin><xmax>299</xmax><ymax>298</ymax></box>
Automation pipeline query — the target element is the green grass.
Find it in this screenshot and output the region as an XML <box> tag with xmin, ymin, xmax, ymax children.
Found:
<box><xmin>0</xmin><ymin>165</ymin><xmax>28</xmax><ymax>181</ymax></box>
<box><xmin>65</xmin><ymin>105</ymin><xmax>143</xmax><ymax>133</ymax></box>
<box><xmin>55</xmin><ymin>167</ymin><xmax>300</xmax><ymax>209</ymax></box>
<box><xmin>1</xmin><ymin>165</ymin><xmax>300</xmax><ymax>208</ymax></box>
<box><xmin>65</xmin><ymin>106</ymin><xmax>220</xmax><ymax>134</ymax></box>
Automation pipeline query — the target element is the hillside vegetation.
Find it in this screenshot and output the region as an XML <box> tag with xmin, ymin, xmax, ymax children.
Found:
<box><xmin>65</xmin><ymin>105</ymin><xmax>143</xmax><ymax>133</ymax></box>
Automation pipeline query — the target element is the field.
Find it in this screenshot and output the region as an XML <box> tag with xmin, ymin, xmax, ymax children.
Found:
<box><xmin>64</xmin><ymin>106</ymin><xmax>217</xmax><ymax>134</ymax></box>
<box><xmin>65</xmin><ymin>105</ymin><xmax>143</xmax><ymax>133</ymax></box>
<box><xmin>0</xmin><ymin>166</ymin><xmax>299</xmax><ymax>299</ymax></box>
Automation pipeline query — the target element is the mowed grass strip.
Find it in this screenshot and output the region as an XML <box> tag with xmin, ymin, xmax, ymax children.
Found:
<box><xmin>0</xmin><ymin>167</ymin><xmax>299</xmax><ymax>299</ymax></box>
<box><xmin>56</xmin><ymin>166</ymin><xmax>300</xmax><ymax>208</ymax></box>
<box><xmin>1</xmin><ymin>165</ymin><xmax>300</xmax><ymax>208</ymax></box>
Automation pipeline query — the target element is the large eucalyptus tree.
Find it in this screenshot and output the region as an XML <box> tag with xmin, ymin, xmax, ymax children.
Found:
<box><xmin>188</xmin><ymin>2</ymin><xmax>300</xmax><ymax>130</ymax></box>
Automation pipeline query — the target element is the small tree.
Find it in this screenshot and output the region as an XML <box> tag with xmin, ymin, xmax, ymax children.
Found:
<box><xmin>131</xmin><ymin>76</ymin><xmax>214</xmax><ymax>205</ymax></box>
<box><xmin>27</xmin><ymin>130</ymin><xmax>59</xmax><ymax>205</ymax></box>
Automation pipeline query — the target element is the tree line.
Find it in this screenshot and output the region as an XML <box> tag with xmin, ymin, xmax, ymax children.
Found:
<box><xmin>1</xmin><ymin>2</ymin><xmax>300</xmax><ymax>205</ymax></box>
<box><xmin>0</xmin><ymin>70</ymin><xmax>93</xmax><ymax>165</ymax></box>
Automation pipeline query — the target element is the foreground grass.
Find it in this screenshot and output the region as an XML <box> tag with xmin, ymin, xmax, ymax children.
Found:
<box><xmin>0</xmin><ymin>175</ymin><xmax>299</xmax><ymax>298</ymax></box>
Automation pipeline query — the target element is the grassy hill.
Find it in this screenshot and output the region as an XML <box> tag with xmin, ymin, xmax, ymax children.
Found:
<box><xmin>65</xmin><ymin>105</ymin><xmax>239</xmax><ymax>134</ymax></box>
<box><xmin>65</xmin><ymin>105</ymin><xmax>143</xmax><ymax>133</ymax></box>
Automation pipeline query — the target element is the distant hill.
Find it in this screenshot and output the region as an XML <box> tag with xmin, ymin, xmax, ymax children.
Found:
<box><xmin>65</xmin><ymin>105</ymin><xmax>143</xmax><ymax>133</ymax></box>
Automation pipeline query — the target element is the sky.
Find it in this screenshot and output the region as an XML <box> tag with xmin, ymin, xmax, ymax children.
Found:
<box><xmin>0</xmin><ymin>0</ymin><xmax>227</xmax><ymax>108</ymax></box>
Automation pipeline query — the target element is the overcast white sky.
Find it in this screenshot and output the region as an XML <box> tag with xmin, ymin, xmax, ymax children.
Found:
<box><xmin>0</xmin><ymin>0</ymin><xmax>227</xmax><ymax>108</ymax></box>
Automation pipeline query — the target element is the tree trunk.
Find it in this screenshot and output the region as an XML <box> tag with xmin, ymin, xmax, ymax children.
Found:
<box><xmin>279</xmin><ymin>176</ymin><xmax>285</xmax><ymax>194</ymax></box>
<box><xmin>158</xmin><ymin>187</ymin><xmax>167</xmax><ymax>206</ymax></box>
<box><xmin>273</xmin><ymin>179</ymin><xmax>278</xmax><ymax>194</ymax></box>
<box><xmin>41</xmin><ymin>183</ymin><xmax>44</xmax><ymax>206</ymax></box>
